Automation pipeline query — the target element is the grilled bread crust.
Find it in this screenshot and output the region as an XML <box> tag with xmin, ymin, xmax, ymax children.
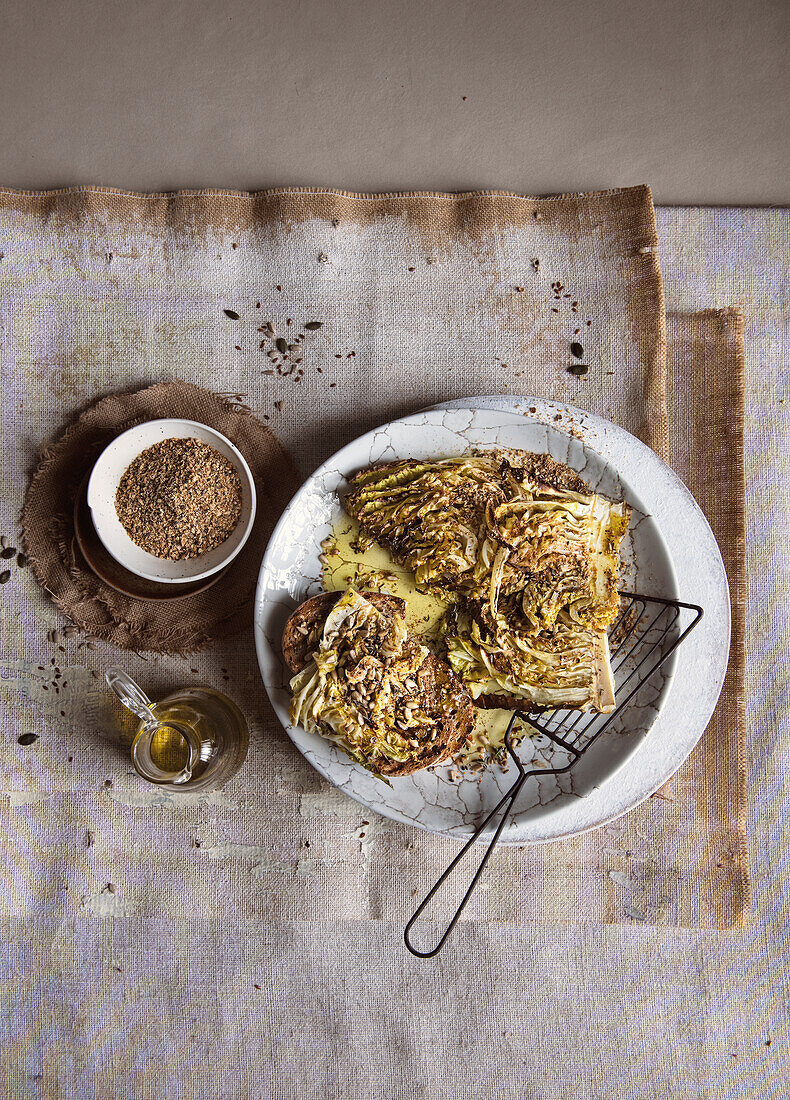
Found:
<box><xmin>283</xmin><ymin>591</ymin><xmax>406</xmax><ymax>675</ymax></box>
<box><xmin>473</xmin><ymin>692</ymin><xmax>554</xmax><ymax>712</ymax></box>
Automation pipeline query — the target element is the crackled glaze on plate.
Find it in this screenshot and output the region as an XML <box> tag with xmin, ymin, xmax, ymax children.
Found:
<box><xmin>254</xmin><ymin>399</ymin><xmax>730</xmax><ymax>844</ymax></box>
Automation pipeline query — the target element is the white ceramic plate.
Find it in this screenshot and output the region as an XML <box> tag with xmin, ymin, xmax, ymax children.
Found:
<box><xmin>87</xmin><ymin>418</ymin><xmax>257</xmax><ymax>584</ymax></box>
<box><xmin>254</xmin><ymin>398</ymin><xmax>730</xmax><ymax>844</ymax></box>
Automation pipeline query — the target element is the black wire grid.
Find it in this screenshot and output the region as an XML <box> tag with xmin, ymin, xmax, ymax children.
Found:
<box><xmin>404</xmin><ymin>592</ymin><xmax>704</xmax><ymax>958</ymax></box>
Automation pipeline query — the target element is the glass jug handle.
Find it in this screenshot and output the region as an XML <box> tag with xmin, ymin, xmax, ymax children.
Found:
<box><xmin>105</xmin><ymin>667</ymin><xmax>157</xmax><ymax>728</ymax></box>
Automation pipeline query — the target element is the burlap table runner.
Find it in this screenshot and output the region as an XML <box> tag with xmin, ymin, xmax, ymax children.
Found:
<box><xmin>0</xmin><ymin>185</ymin><xmax>746</xmax><ymax>929</ymax></box>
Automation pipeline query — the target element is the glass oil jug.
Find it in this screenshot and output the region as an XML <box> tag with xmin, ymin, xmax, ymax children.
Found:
<box><xmin>105</xmin><ymin>668</ymin><xmax>249</xmax><ymax>792</ymax></box>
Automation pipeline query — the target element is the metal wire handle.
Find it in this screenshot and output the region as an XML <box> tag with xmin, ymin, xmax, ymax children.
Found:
<box><xmin>404</xmin><ymin>718</ymin><xmax>530</xmax><ymax>958</ymax></box>
<box><xmin>404</xmin><ymin>592</ymin><xmax>704</xmax><ymax>958</ymax></box>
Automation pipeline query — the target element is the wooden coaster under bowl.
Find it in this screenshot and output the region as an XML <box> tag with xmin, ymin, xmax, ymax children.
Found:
<box><xmin>73</xmin><ymin>473</ymin><xmax>229</xmax><ymax>602</ymax></box>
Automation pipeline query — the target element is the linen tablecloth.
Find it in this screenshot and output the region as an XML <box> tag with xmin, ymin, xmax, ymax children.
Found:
<box><xmin>0</xmin><ymin>185</ymin><xmax>744</xmax><ymax>931</ymax></box>
<box><xmin>0</xmin><ymin>201</ymin><xmax>786</xmax><ymax>1098</ymax></box>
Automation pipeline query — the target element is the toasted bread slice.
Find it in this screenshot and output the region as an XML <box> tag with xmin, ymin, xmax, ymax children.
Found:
<box><xmin>283</xmin><ymin>589</ymin><xmax>474</xmax><ymax>777</ymax></box>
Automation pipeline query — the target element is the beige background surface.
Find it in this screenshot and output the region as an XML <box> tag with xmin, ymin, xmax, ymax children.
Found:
<box><xmin>1</xmin><ymin>186</ymin><xmax>745</xmax><ymax>938</ymax></box>
<box><xmin>0</xmin><ymin>0</ymin><xmax>788</xmax><ymax>203</ymax></box>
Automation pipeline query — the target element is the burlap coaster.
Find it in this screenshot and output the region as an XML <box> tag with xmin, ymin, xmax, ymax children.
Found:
<box><xmin>20</xmin><ymin>379</ymin><xmax>300</xmax><ymax>653</ymax></box>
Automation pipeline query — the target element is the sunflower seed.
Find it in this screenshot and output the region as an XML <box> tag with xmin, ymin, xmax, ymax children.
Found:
<box><xmin>276</xmin><ymin>337</ymin><xmax>288</xmax><ymax>354</ymax></box>
<box><xmin>223</xmin><ymin>309</ymin><xmax>240</xmax><ymax>320</ymax></box>
<box><xmin>304</xmin><ymin>321</ymin><xmax>323</xmax><ymax>330</ymax></box>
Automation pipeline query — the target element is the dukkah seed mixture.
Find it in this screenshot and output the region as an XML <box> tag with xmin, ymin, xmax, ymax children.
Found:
<box><xmin>115</xmin><ymin>437</ymin><xmax>242</xmax><ymax>560</ymax></box>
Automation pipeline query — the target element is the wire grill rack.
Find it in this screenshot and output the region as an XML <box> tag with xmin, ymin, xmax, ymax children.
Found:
<box><xmin>404</xmin><ymin>592</ymin><xmax>704</xmax><ymax>958</ymax></box>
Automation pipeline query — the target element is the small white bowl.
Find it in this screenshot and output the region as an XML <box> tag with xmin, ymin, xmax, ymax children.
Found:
<box><xmin>87</xmin><ymin>419</ymin><xmax>257</xmax><ymax>584</ymax></box>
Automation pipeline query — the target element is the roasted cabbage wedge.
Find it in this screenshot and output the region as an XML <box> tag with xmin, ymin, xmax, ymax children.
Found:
<box><xmin>345</xmin><ymin>450</ymin><xmax>630</xmax><ymax>633</ymax></box>
<box><xmin>345</xmin><ymin>449</ymin><xmax>630</xmax><ymax>713</ymax></box>
<box><xmin>288</xmin><ymin>589</ymin><xmax>473</xmax><ymax>773</ymax></box>
<box><xmin>442</xmin><ymin>606</ymin><xmax>615</xmax><ymax>713</ymax></box>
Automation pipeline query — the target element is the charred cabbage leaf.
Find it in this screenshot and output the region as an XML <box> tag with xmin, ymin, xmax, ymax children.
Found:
<box><xmin>345</xmin><ymin>450</ymin><xmax>630</xmax><ymax>713</ymax></box>
<box><xmin>345</xmin><ymin>450</ymin><xmax>630</xmax><ymax>634</ymax></box>
<box><xmin>289</xmin><ymin>589</ymin><xmax>446</xmax><ymax>769</ymax></box>
<box><xmin>442</xmin><ymin>606</ymin><xmax>615</xmax><ymax>712</ymax></box>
